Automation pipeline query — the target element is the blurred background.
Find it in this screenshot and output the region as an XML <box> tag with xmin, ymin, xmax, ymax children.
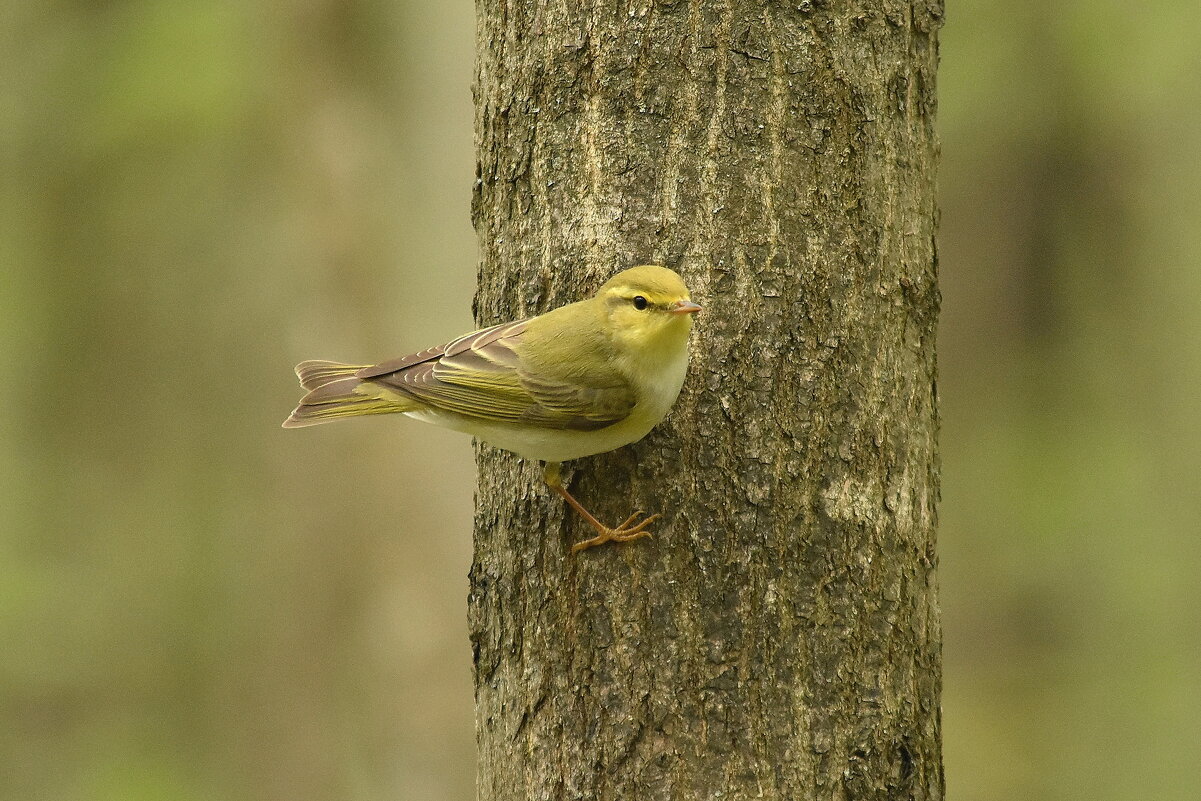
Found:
<box><xmin>2</xmin><ymin>2</ymin><xmax>1197</xmax><ymax>800</ymax></box>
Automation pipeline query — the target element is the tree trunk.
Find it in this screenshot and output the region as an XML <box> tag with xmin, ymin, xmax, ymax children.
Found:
<box><xmin>469</xmin><ymin>2</ymin><xmax>943</xmax><ymax>800</ymax></box>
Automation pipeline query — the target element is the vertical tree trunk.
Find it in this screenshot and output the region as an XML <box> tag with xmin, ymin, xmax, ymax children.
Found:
<box><xmin>470</xmin><ymin>2</ymin><xmax>943</xmax><ymax>799</ymax></box>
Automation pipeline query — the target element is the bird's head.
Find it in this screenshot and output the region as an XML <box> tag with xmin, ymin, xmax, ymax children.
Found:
<box><xmin>596</xmin><ymin>265</ymin><xmax>701</xmax><ymax>355</ymax></box>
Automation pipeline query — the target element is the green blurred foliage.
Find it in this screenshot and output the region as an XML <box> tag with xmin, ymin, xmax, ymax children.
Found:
<box><xmin>3</xmin><ymin>2</ymin><xmax>477</xmax><ymax>800</ymax></box>
<box><xmin>2</xmin><ymin>1</ymin><xmax>1198</xmax><ymax>800</ymax></box>
<box><xmin>938</xmin><ymin>2</ymin><xmax>1201</xmax><ymax>800</ymax></box>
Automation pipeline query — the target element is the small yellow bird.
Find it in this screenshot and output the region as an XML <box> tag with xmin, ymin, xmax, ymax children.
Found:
<box><xmin>284</xmin><ymin>265</ymin><xmax>701</xmax><ymax>552</ymax></box>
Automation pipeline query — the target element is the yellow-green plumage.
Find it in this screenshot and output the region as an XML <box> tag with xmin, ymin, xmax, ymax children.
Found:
<box><xmin>284</xmin><ymin>265</ymin><xmax>700</xmax><ymax>551</ymax></box>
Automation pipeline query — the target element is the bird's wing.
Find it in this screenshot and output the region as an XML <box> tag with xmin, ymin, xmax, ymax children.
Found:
<box><xmin>358</xmin><ymin>319</ymin><xmax>635</xmax><ymax>431</ymax></box>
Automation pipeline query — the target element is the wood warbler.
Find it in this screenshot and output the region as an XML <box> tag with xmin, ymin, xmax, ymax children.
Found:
<box><xmin>284</xmin><ymin>265</ymin><xmax>701</xmax><ymax>552</ymax></box>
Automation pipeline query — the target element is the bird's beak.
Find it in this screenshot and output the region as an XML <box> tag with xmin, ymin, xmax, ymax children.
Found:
<box><xmin>670</xmin><ymin>299</ymin><xmax>703</xmax><ymax>315</ymax></box>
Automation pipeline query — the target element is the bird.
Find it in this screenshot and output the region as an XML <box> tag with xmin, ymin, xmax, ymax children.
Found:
<box><xmin>283</xmin><ymin>264</ymin><xmax>701</xmax><ymax>552</ymax></box>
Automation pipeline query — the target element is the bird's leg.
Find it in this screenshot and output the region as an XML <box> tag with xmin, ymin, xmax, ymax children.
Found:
<box><xmin>542</xmin><ymin>462</ymin><xmax>660</xmax><ymax>554</ymax></box>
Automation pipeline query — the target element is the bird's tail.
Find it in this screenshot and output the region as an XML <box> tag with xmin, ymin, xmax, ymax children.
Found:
<box><xmin>282</xmin><ymin>360</ymin><xmax>413</xmax><ymax>428</ymax></box>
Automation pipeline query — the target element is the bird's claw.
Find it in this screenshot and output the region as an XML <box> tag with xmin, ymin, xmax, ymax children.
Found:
<box><xmin>571</xmin><ymin>511</ymin><xmax>661</xmax><ymax>554</ymax></box>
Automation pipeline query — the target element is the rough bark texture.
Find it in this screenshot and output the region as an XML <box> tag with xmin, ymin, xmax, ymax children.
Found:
<box><xmin>469</xmin><ymin>2</ymin><xmax>943</xmax><ymax>800</ymax></box>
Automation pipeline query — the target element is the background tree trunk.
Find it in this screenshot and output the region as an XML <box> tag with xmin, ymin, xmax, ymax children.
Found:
<box><xmin>470</xmin><ymin>2</ymin><xmax>943</xmax><ymax>799</ymax></box>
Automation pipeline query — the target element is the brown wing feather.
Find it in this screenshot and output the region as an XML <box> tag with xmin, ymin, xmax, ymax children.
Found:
<box><xmin>359</xmin><ymin>319</ymin><xmax>634</xmax><ymax>431</ymax></box>
<box><xmin>356</xmin><ymin>319</ymin><xmax>527</xmax><ymax>379</ymax></box>
<box><xmin>355</xmin><ymin>344</ymin><xmax>448</xmax><ymax>379</ymax></box>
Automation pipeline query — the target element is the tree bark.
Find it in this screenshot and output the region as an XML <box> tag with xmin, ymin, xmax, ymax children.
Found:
<box><xmin>470</xmin><ymin>2</ymin><xmax>943</xmax><ymax>800</ymax></box>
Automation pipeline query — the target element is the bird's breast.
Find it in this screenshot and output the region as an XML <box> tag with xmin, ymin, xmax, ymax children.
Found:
<box><xmin>622</xmin><ymin>338</ymin><xmax>691</xmax><ymax>423</ymax></box>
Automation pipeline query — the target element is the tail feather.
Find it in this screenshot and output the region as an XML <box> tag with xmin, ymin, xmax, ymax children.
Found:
<box><xmin>296</xmin><ymin>359</ymin><xmax>367</xmax><ymax>391</ymax></box>
<box><xmin>283</xmin><ymin>360</ymin><xmax>414</xmax><ymax>428</ymax></box>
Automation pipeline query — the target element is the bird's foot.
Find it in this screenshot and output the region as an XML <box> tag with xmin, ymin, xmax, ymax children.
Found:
<box><xmin>571</xmin><ymin>511</ymin><xmax>661</xmax><ymax>554</ymax></box>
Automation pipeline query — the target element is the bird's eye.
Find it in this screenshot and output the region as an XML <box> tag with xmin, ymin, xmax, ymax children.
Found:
<box><xmin>632</xmin><ymin>296</ymin><xmax>648</xmax><ymax>310</ymax></box>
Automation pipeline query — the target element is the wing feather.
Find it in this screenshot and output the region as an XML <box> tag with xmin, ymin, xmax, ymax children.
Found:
<box><xmin>360</xmin><ymin>318</ymin><xmax>634</xmax><ymax>431</ymax></box>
